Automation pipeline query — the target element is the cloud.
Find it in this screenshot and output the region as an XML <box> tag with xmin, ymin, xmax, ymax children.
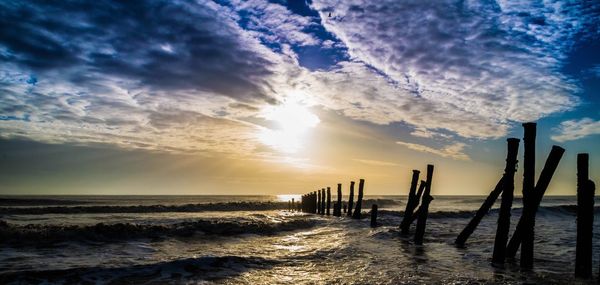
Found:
<box><xmin>0</xmin><ymin>0</ymin><xmax>597</xmax><ymax>160</ymax></box>
<box><xmin>352</xmin><ymin>158</ymin><xmax>401</xmax><ymax>167</ymax></box>
<box><xmin>396</xmin><ymin>140</ymin><xmax>470</xmax><ymax>161</ymax></box>
<box><xmin>0</xmin><ymin>1</ymin><xmax>275</xmax><ymax>101</ymax></box>
<box><xmin>551</xmin><ymin>118</ymin><xmax>600</xmax><ymax>142</ymax></box>
<box><xmin>309</xmin><ymin>0</ymin><xmax>595</xmax><ymax>137</ymax></box>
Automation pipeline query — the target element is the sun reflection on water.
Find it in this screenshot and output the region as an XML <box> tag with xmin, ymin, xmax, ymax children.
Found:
<box><xmin>276</xmin><ymin>194</ymin><xmax>302</xmax><ymax>202</ymax></box>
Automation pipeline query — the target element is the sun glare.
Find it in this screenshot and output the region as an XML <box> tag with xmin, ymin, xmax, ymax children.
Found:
<box><xmin>258</xmin><ymin>94</ymin><xmax>320</xmax><ymax>153</ymax></box>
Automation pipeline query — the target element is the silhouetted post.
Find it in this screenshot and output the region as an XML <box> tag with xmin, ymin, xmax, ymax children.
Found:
<box><xmin>334</xmin><ymin>184</ymin><xmax>342</xmax><ymax>216</ymax></box>
<box><xmin>292</xmin><ymin>198</ymin><xmax>295</xmax><ymax>212</ymax></box>
<box><xmin>352</xmin><ymin>179</ymin><xmax>365</xmax><ymax>219</ymax></box>
<box><xmin>321</xmin><ymin>189</ymin><xmax>326</xmax><ymax>215</ymax></box>
<box><xmin>455</xmin><ymin>177</ymin><xmax>504</xmax><ymax>246</ymax></box>
<box><xmin>414</xmin><ymin>165</ymin><xmax>434</xmax><ymax>245</ymax></box>
<box><xmin>314</xmin><ymin>191</ymin><xmax>318</xmax><ymax>214</ymax></box>
<box><xmin>343</xmin><ymin>204</ymin><xmax>347</xmax><ymax>214</ymax></box>
<box><xmin>400</xmin><ymin>170</ymin><xmax>420</xmax><ymax>235</ymax></box>
<box><xmin>506</xmin><ymin>146</ymin><xmax>565</xmax><ymax>257</ymax></box>
<box><xmin>326</xmin><ymin>187</ymin><xmax>332</xmax><ymax>215</ymax></box>
<box><xmin>575</xmin><ymin>153</ymin><xmax>594</xmax><ymax>278</ymax></box>
<box><xmin>407</xmin><ymin>181</ymin><xmax>428</xmax><ymax>225</ymax></box>
<box><xmin>371</xmin><ymin>204</ymin><xmax>378</xmax><ymax>227</ymax></box>
<box><xmin>492</xmin><ymin>138</ymin><xmax>520</xmax><ymax>265</ymax></box>
<box><xmin>519</xmin><ymin>123</ymin><xmax>536</xmax><ymax>267</ymax></box>
<box><xmin>317</xmin><ymin>190</ymin><xmax>322</xmax><ymax>214</ymax></box>
<box><xmin>400</xmin><ymin>170</ymin><xmax>421</xmax><ymax>235</ymax></box>
<box><xmin>347</xmin><ymin>181</ymin><xmax>355</xmax><ymax>217</ymax></box>
<box><xmin>506</xmin><ymin>146</ymin><xmax>565</xmax><ymax>268</ymax></box>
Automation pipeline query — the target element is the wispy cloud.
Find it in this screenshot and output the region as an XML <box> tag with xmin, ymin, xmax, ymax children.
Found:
<box><xmin>310</xmin><ymin>0</ymin><xmax>592</xmax><ymax>137</ymax></box>
<box><xmin>396</xmin><ymin>141</ymin><xmax>470</xmax><ymax>161</ymax></box>
<box><xmin>352</xmin><ymin>158</ymin><xmax>401</xmax><ymax>167</ymax></box>
<box><xmin>551</xmin><ymin>118</ymin><xmax>600</xmax><ymax>142</ymax></box>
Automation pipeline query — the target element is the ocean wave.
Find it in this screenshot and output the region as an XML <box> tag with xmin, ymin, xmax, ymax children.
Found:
<box><xmin>0</xmin><ymin>255</ymin><xmax>277</xmax><ymax>284</ymax></box>
<box><xmin>378</xmin><ymin>204</ymin><xmax>588</xmax><ymax>219</ymax></box>
<box><xmin>0</xmin><ymin>201</ymin><xmax>289</xmax><ymax>215</ymax></box>
<box><xmin>0</xmin><ymin>217</ymin><xmax>318</xmax><ymax>246</ymax></box>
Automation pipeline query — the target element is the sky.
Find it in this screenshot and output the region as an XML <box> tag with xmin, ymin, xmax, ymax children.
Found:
<box><xmin>0</xmin><ymin>0</ymin><xmax>598</xmax><ymax>195</ymax></box>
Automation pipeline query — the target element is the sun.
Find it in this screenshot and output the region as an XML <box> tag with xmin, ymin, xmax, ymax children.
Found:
<box><xmin>258</xmin><ymin>94</ymin><xmax>320</xmax><ymax>153</ymax></box>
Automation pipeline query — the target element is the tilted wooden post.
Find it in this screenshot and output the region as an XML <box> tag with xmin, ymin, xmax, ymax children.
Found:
<box><xmin>326</xmin><ymin>187</ymin><xmax>332</xmax><ymax>215</ymax></box>
<box><xmin>335</xmin><ymin>183</ymin><xmax>342</xmax><ymax>216</ymax></box>
<box><xmin>492</xmin><ymin>138</ymin><xmax>520</xmax><ymax>265</ymax></box>
<box><xmin>407</xmin><ymin>181</ymin><xmax>427</xmax><ymax>225</ymax></box>
<box><xmin>455</xmin><ymin>177</ymin><xmax>504</xmax><ymax>246</ymax></box>
<box><xmin>505</xmin><ymin>145</ymin><xmax>564</xmax><ymax>267</ymax></box>
<box><xmin>400</xmin><ymin>170</ymin><xmax>420</xmax><ymax>235</ymax></box>
<box><xmin>414</xmin><ymin>164</ymin><xmax>434</xmax><ymax>245</ymax></box>
<box><xmin>352</xmin><ymin>179</ymin><xmax>365</xmax><ymax>219</ymax></box>
<box><xmin>347</xmin><ymin>181</ymin><xmax>355</xmax><ymax>217</ymax></box>
<box><xmin>575</xmin><ymin>153</ymin><xmax>594</xmax><ymax>278</ymax></box>
<box><xmin>371</xmin><ymin>204</ymin><xmax>378</xmax><ymax>228</ymax></box>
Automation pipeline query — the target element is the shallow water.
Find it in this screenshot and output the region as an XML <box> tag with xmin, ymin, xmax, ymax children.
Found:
<box><xmin>0</xmin><ymin>195</ymin><xmax>598</xmax><ymax>284</ymax></box>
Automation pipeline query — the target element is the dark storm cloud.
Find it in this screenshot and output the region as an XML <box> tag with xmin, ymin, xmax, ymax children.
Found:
<box><xmin>0</xmin><ymin>0</ymin><xmax>274</xmax><ymax>100</ymax></box>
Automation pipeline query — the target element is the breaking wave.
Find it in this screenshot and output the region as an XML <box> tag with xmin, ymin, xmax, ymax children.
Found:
<box><xmin>0</xmin><ymin>217</ymin><xmax>318</xmax><ymax>246</ymax></box>
<box><xmin>0</xmin><ymin>201</ymin><xmax>289</xmax><ymax>215</ymax></box>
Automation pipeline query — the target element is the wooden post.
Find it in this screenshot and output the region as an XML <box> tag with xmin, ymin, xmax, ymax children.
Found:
<box><xmin>407</xmin><ymin>181</ymin><xmax>428</xmax><ymax>225</ymax></box>
<box><xmin>414</xmin><ymin>164</ymin><xmax>434</xmax><ymax>245</ymax></box>
<box><xmin>505</xmin><ymin>146</ymin><xmax>565</xmax><ymax>267</ymax></box>
<box><xmin>321</xmin><ymin>189</ymin><xmax>326</xmax><ymax>215</ymax></box>
<box><xmin>492</xmin><ymin>138</ymin><xmax>520</xmax><ymax>265</ymax></box>
<box><xmin>400</xmin><ymin>170</ymin><xmax>421</xmax><ymax>235</ymax></box>
<box><xmin>313</xmin><ymin>191</ymin><xmax>318</xmax><ymax>214</ymax></box>
<box><xmin>326</xmin><ymin>187</ymin><xmax>332</xmax><ymax>215</ymax></box>
<box><xmin>343</xmin><ymin>204</ymin><xmax>347</xmax><ymax>214</ymax></box>
<box><xmin>334</xmin><ymin>183</ymin><xmax>342</xmax><ymax>216</ymax></box>
<box><xmin>352</xmin><ymin>179</ymin><xmax>365</xmax><ymax>219</ymax></box>
<box><xmin>519</xmin><ymin>123</ymin><xmax>536</xmax><ymax>267</ymax></box>
<box><xmin>455</xmin><ymin>177</ymin><xmax>504</xmax><ymax>246</ymax></box>
<box><xmin>347</xmin><ymin>181</ymin><xmax>355</xmax><ymax>217</ymax></box>
<box><xmin>371</xmin><ymin>204</ymin><xmax>378</xmax><ymax>228</ymax></box>
<box><xmin>575</xmin><ymin>153</ymin><xmax>594</xmax><ymax>278</ymax></box>
<box><xmin>292</xmin><ymin>198</ymin><xmax>295</xmax><ymax>212</ymax></box>
<box><xmin>317</xmin><ymin>190</ymin><xmax>322</xmax><ymax>214</ymax></box>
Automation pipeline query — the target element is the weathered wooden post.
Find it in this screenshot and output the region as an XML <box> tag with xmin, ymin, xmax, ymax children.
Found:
<box><xmin>492</xmin><ymin>138</ymin><xmax>520</xmax><ymax>265</ymax></box>
<box><xmin>575</xmin><ymin>153</ymin><xmax>594</xmax><ymax>278</ymax></box>
<box><xmin>400</xmin><ymin>170</ymin><xmax>421</xmax><ymax>235</ymax></box>
<box><xmin>347</xmin><ymin>181</ymin><xmax>355</xmax><ymax>217</ymax></box>
<box><xmin>321</xmin><ymin>189</ymin><xmax>326</xmax><ymax>215</ymax></box>
<box><xmin>414</xmin><ymin>165</ymin><xmax>434</xmax><ymax>245</ymax></box>
<box><xmin>326</xmin><ymin>187</ymin><xmax>332</xmax><ymax>215</ymax></box>
<box><xmin>313</xmin><ymin>191</ymin><xmax>318</xmax><ymax>214</ymax></box>
<box><xmin>352</xmin><ymin>179</ymin><xmax>365</xmax><ymax>219</ymax></box>
<box><xmin>518</xmin><ymin>123</ymin><xmax>536</xmax><ymax>267</ymax></box>
<box><xmin>371</xmin><ymin>204</ymin><xmax>378</xmax><ymax>228</ymax></box>
<box><xmin>506</xmin><ymin>145</ymin><xmax>565</xmax><ymax>267</ymax></box>
<box><xmin>317</xmin><ymin>190</ymin><xmax>322</xmax><ymax>214</ymax></box>
<box><xmin>407</xmin><ymin>181</ymin><xmax>427</xmax><ymax>226</ymax></box>
<box><xmin>334</xmin><ymin>183</ymin><xmax>342</xmax><ymax>216</ymax></box>
<box><xmin>455</xmin><ymin>177</ymin><xmax>504</xmax><ymax>246</ymax></box>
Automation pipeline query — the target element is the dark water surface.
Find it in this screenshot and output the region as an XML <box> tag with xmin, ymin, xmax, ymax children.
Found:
<box><xmin>0</xmin><ymin>195</ymin><xmax>597</xmax><ymax>284</ymax></box>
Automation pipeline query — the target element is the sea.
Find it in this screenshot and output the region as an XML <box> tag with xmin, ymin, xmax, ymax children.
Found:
<box><xmin>0</xmin><ymin>195</ymin><xmax>598</xmax><ymax>284</ymax></box>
